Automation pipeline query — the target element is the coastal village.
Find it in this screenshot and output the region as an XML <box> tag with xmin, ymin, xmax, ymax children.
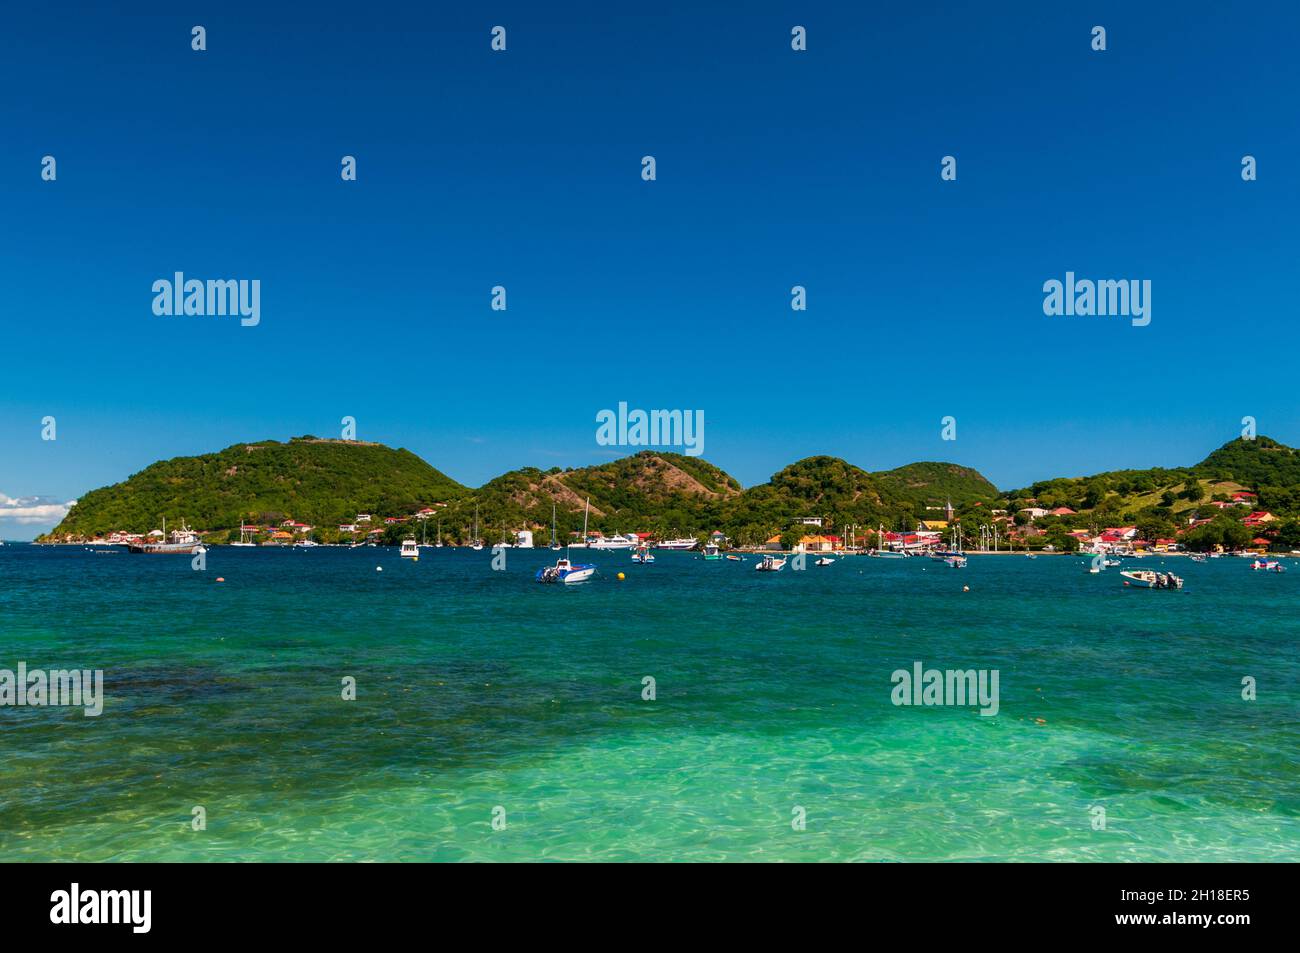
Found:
<box><xmin>59</xmin><ymin>490</ymin><xmax>1292</xmax><ymax>556</ymax></box>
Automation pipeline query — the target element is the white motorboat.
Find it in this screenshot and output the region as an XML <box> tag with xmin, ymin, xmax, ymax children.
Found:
<box><xmin>1121</xmin><ymin>569</ymin><xmax>1183</xmax><ymax>590</ymax></box>
<box><xmin>814</xmin><ymin>556</ymin><xmax>835</xmax><ymax>566</ymax></box>
<box><xmin>754</xmin><ymin>555</ymin><xmax>786</xmax><ymax>572</ymax></box>
<box><xmin>400</xmin><ymin>537</ymin><xmax>419</xmax><ymax>559</ymax></box>
<box><xmin>657</xmin><ymin>538</ymin><xmax>698</xmax><ymax>551</ymax></box>
<box><xmin>1251</xmin><ymin>559</ymin><xmax>1284</xmax><ymax>572</ymax></box>
<box><xmin>586</xmin><ymin>534</ymin><xmax>638</xmax><ymax>550</ymax></box>
<box><xmin>538</xmin><ymin>497</ymin><xmax>596</xmax><ymax>583</ymax></box>
<box><xmin>536</xmin><ymin>557</ymin><xmax>596</xmax><ymax>584</ymax></box>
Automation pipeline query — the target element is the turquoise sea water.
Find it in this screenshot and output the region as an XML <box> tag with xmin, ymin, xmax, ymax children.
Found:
<box><xmin>0</xmin><ymin>544</ymin><xmax>1296</xmax><ymax>862</ymax></box>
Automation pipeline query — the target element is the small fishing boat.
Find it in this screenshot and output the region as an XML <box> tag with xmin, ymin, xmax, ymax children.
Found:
<box><xmin>1121</xmin><ymin>569</ymin><xmax>1183</xmax><ymax>590</ymax></box>
<box><xmin>536</xmin><ymin>557</ymin><xmax>596</xmax><ymax>583</ymax></box>
<box><xmin>631</xmin><ymin>546</ymin><xmax>655</xmax><ymax>563</ymax></box>
<box><xmin>400</xmin><ymin>537</ymin><xmax>419</xmax><ymax>559</ymax></box>
<box><xmin>945</xmin><ymin>555</ymin><xmax>967</xmax><ymax>568</ymax></box>
<box><xmin>538</xmin><ymin>497</ymin><xmax>597</xmax><ymax>583</ymax></box>
<box><xmin>1251</xmin><ymin>559</ymin><xmax>1284</xmax><ymax>572</ymax></box>
<box><xmin>702</xmin><ymin>544</ymin><xmax>722</xmax><ymax>560</ymax></box>
<box><xmin>814</xmin><ymin>556</ymin><xmax>835</xmax><ymax>566</ymax></box>
<box><xmin>1189</xmin><ymin>554</ymin><xmax>1206</xmax><ymax>563</ymax></box>
<box><xmin>869</xmin><ymin>524</ymin><xmax>908</xmax><ymax>558</ymax></box>
<box><xmin>754</xmin><ymin>555</ymin><xmax>787</xmax><ymax>572</ymax></box>
<box><xmin>293</xmin><ymin>539</ymin><xmax>320</xmax><ymax>548</ymax></box>
<box><xmin>725</xmin><ymin>554</ymin><xmax>744</xmax><ymax>562</ymax></box>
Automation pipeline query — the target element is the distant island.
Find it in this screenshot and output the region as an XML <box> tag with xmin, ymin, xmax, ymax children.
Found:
<box><xmin>37</xmin><ymin>435</ymin><xmax>1300</xmax><ymax>554</ymax></box>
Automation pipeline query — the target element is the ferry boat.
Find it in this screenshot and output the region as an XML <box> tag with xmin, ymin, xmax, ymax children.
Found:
<box><xmin>657</xmin><ymin>538</ymin><xmax>698</xmax><ymax>551</ymax></box>
<box><xmin>400</xmin><ymin>537</ymin><xmax>419</xmax><ymax>559</ymax></box>
<box><xmin>586</xmin><ymin>534</ymin><xmax>638</xmax><ymax>550</ymax></box>
<box><xmin>128</xmin><ymin>519</ymin><xmax>202</xmax><ymax>554</ymax></box>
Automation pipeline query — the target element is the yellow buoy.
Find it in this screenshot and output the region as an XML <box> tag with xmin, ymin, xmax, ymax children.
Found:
<box><xmin>617</xmin><ymin>572</ymin><xmax>625</xmax><ymax>580</ymax></box>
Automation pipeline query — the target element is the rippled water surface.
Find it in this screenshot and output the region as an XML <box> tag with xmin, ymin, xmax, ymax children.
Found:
<box><xmin>1</xmin><ymin>545</ymin><xmax>1296</xmax><ymax>861</ymax></box>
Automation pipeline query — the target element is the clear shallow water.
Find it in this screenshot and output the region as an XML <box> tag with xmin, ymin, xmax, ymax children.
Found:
<box><xmin>0</xmin><ymin>544</ymin><xmax>1296</xmax><ymax>861</ymax></box>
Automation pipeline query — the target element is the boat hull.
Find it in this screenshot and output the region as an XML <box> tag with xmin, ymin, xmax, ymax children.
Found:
<box><xmin>128</xmin><ymin>542</ymin><xmax>200</xmax><ymax>554</ymax></box>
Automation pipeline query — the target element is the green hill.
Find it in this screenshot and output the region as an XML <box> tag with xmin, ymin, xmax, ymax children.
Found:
<box><xmin>46</xmin><ymin>437</ymin><xmax>466</xmax><ymax>538</ymax></box>
<box><xmin>873</xmin><ymin>462</ymin><xmax>999</xmax><ymax>508</ymax></box>
<box><xmin>998</xmin><ymin>437</ymin><xmax>1300</xmax><ymax>552</ymax></box>
<box><xmin>1192</xmin><ymin>436</ymin><xmax>1300</xmax><ymax>487</ymax></box>
<box><xmin>717</xmin><ymin>456</ymin><xmax>998</xmax><ymax>545</ymax></box>
<box><xmin>439</xmin><ymin>451</ymin><xmax>743</xmax><ymax>542</ymax></box>
<box><xmin>42</xmin><ymin>441</ymin><xmax>1005</xmax><ymax>547</ymax></box>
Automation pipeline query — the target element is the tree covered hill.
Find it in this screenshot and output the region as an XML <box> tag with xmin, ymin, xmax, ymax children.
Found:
<box><xmin>47</xmin><ymin>438</ymin><xmax>467</xmax><ymax>537</ymax></box>
<box><xmin>41</xmin><ymin>440</ymin><xmax>1001</xmax><ymax>546</ymax></box>
<box><xmin>997</xmin><ymin>436</ymin><xmax>1300</xmax><ymax>552</ymax></box>
<box><xmin>437</xmin><ymin>451</ymin><xmax>743</xmax><ymax>542</ymax></box>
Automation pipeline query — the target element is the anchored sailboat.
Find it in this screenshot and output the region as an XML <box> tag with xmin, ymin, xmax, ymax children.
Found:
<box><xmin>231</xmin><ymin>513</ymin><xmax>256</xmax><ymax>547</ymax></box>
<box><xmin>471</xmin><ymin>504</ymin><xmax>483</xmax><ymax>550</ymax></box>
<box><xmin>537</xmin><ymin>497</ymin><xmax>596</xmax><ymax>583</ymax></box>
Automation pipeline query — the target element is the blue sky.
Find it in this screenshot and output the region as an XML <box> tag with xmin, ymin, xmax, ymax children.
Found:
<box><xmin>2</xmin><ymin>2</ymin><xmax>1298</xmax><ymax>537</ymax></box>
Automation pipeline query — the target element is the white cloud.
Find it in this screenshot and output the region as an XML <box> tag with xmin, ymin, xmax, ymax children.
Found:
<box><xmin>0</xmin><ymin>492</ymin><xmax>73</xmax><ymax>524</ymax></box>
